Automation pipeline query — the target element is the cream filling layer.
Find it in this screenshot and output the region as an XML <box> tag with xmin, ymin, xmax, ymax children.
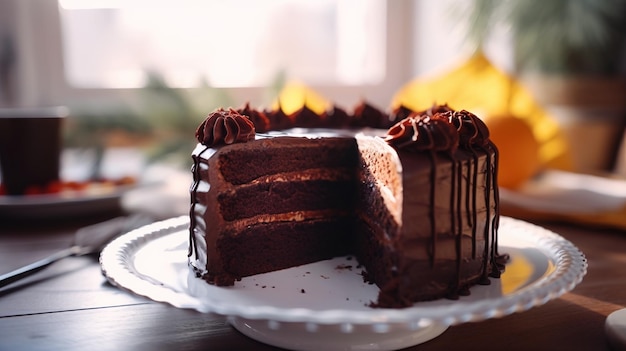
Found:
<box><xmin>226</xmin><ymin>209</ymin><xmax>351</xmax><ymax>233</ymax></box>
<box><xmin>230</xmin><ymin>168</ymin><xmax>353</xmax><ymax>188</ymax></box>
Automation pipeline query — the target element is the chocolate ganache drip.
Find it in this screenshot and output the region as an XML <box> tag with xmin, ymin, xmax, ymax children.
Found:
<box><xmin>196</xmin><ymin>108</ymin><xmax>256</xmax><ymax>147</ymax></box>
<box><xmin>383</xmin><ymin>106</ymin><xmax>502</xmax><ymax>298</ymax></box>
<box><xmin>445</xmin><ymin>108</ymin><xmax>503</xmax><ymax>279</ymax></box>
<box><xmin>384</xmin><ymin>111</ymin><xmax>460</xmax><ymax>276</ymax></box>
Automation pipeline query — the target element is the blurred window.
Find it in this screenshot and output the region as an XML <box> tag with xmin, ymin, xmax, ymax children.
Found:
<box><xmin>58</xmin><ymin>0</ymin><xmax>386</xmax><ymax>89</ymax></box>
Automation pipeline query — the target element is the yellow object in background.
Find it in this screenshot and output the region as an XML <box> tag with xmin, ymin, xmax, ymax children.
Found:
<box><xmin>488</xmin><ymin>116</ymin><xmax>541</xmax><ymax>189</ymax></box>
<box><xmin>272</xmin><ymin>81</ymin><xmax>331</xmax><ymax>115</ymax></box>
<box><xmin>392</xmin><ymin>52</ymin><xmax>573</xmax><ymax>175</ymax></box>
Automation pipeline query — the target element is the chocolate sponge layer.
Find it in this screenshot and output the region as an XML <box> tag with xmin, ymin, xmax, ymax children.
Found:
<box><xmin>217</xmin><ymin>138</ymin><xmax>359</xmax><ymax>185</ymax></box>
<box><xmin>218</xmin><ymin>180</ymin><xmax>356</xmax><ymax>221</ymax></box>
<box><xmin>218</xmin><ymin>219</ymin><xmax>354</xmax><ymax>277</ymax></box>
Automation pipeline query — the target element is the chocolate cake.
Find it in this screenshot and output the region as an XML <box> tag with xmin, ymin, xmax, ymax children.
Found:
<box><xmin>189</xmin><ymin>103</ymin><xmax>503</xmax><ymax>308</ymax></box>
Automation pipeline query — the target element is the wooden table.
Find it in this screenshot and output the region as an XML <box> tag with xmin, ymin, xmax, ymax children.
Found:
<box><xmin>1</xmin><ymin>212</ymin><xmax>624</xmax><ymax>351</ymax></box>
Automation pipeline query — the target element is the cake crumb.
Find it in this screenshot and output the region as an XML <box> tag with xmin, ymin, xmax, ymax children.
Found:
<box><xmin>320</xmin><ymin>275</ymin><xmax>329</xmax><ymax>279</ymax></box>
<box><xmin>336</xmin><ymin>264</ymin><xmax>353</xmax><ymax>271</ymax></box>
<box><xmin>300</xmin><ymin>289</ymin><xmax>306</xmax><ymax>294</ymax></box>
<box><xmin>361</xmin><ymin>271</ymin><xmax>375</xmax><ymax>284</ymax></box>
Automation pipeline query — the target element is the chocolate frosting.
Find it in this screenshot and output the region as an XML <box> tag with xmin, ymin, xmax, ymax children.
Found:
<box><xmin>265</xmin><ymin>105</ymin><xmax>294</xmax><ymax>130</ymax></box>
<box><xmin>195</xmin><ymin>104</ymin><xmax>493</xmax><ymax>155</ymax></box>
<box><xmin>325</xmin><ymin>105</ymin><xmax>351</xmax><ymax>128</ymax></box>
<box><xmin>389</xmin><ymin>104</ymin><xmax>414</xmax><ymax>125</ymax></box>
<box><xmin>237</xmin><ymin>103</ymin><xmax>270</xmax><ymax>133</ymax></box>
<box><xmin>423</xmin><ymin>103</ymin><xmax>454</xmax><ymax>116</ymax></box>
<box><xmin>292</xmin><ymin>105</ymin><xmax>325</xmax><ymax>128</ymax></box>
<box><xmin>384</xmin><ymin>114</ymin><xmax>459</xmax><ymax>153</ymax></box>
<box><xmin>223</xmin><ymin>101</ymin><xmax>391</xmax><ymax>133</ymax></box>
<box><xmin>352</xmin><ymin>101</ymin><xmax>391</xmax><ymax>128</ymax></box>
<box><xmin>446</xmin><ymin>110</ymin><xmax>491</xmax><ymax>149</ymax></box>
<box><xmin>196</xmin><ymin>108</ymin><xmax>255</xmax><ymax>146</ymax></box>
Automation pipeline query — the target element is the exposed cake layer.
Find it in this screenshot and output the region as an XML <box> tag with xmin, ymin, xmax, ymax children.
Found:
<box><xmin>189</xmin><ymin>135</ymin><xmax>363</xmax><ymax>286</ymax></box>
<box><xmin>214</xmin><ymin>219</ymin><xmax>353</xmax><ymax>281</ymax></box>
<box><xmin>216</xmin><ymin>136</ymin><xmax>360</xmax><ymax>185</ymax></box>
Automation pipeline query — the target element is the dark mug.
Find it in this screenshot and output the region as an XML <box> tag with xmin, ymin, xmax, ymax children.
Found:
<box><xmin>0</xmin><ymin>107</ymin><xmax>68</xmax><ymax>195</ymax></box>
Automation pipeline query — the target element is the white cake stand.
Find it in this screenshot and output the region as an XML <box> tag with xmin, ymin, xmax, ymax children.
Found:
<box><xmin>100</xmin><ymin>216</ymin><xmax>587</xmax><ymax>351</ymax></box>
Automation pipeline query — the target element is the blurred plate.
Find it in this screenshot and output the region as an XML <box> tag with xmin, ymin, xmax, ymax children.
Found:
<box><xmin>0</xmin><ymin>183</ymin><xmax>136</xmax><ymax>219</ymax></box>
<box><xmin>500</xmin><ymin>170</ymin><xmax>626</xmax><ymax>230</ymax></box>
<box><xmin>500</xmin><ymin>170</ymin><xmax>626</xmax><ymax>214</ymax></box>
